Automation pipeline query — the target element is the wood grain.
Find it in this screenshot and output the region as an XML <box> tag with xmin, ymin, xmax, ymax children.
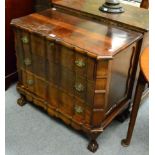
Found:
<box><xmin>52</xmin><ymin>0</ymin><xmax>149</xmax><ymax>32</ymax></box>
<box><xmin>11</xmin><ymin>9</ymin><xmax>142</xmax><ymax>59</ymax></box>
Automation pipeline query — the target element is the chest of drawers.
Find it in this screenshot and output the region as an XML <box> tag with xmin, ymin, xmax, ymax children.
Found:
<box><xmin>11</xmin><ymin>9</ymin><xmax>142</xmax><ymax>152</ymax></box>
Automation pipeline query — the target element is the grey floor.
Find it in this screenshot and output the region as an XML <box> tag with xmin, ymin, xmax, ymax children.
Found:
<box><xmin>6</xmin><ymin>83</ymin><xmax>149</xmax><ymax>155</ymax></box>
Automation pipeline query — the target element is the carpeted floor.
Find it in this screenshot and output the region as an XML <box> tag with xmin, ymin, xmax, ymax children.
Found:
<box><xmin>5</xmin><ymin>83</ymin><xmax>149</xmax><ymax>155</ymax></box>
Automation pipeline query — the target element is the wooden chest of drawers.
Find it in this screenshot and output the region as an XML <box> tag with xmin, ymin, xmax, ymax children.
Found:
<box><xmin>11</xmin><ymin>9</ymin><xmax>142</xmax><ymax>152</ymax></box>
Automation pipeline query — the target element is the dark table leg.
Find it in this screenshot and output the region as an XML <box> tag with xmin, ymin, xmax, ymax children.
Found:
<box><xmin>121</xmin><ymin>71</ymin><xmax>147</xmax><ymax>146</ymax></box>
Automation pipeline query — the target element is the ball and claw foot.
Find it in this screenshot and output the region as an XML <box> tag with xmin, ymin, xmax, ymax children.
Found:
<box><xmin>121</xmin><ymin>139</ymin><xmax>130</xmax><ymax>147</ymax></box>
<box><xmin>17</xmin><ymin>97</ymin><xmax>26</xmax><ymax>106</ymax></box>
<box><xmin>87</xmin><ymin>140</ymin><xmax>99</xmax><ymax>153</ymax></box>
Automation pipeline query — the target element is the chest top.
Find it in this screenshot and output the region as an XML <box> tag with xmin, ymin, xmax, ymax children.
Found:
<box><xmin>11</xmin><ymin>9</ymin><xmax>142</xmax><ymax>59</ymax></box>
<box><xmin>52</xmin><ymin>0</ymin><xmax>149</xmax><ymax>33</ymax></box>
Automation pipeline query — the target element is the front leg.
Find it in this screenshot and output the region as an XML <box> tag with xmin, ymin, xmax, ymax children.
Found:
<box><xmin>87</xmin><ymin>139</ymin><xmax>99</xmax><ymax>153</ymax></box>
<box><xmin>87</xmin><ymin>132</ymin><xmax>100</xmax><ymax>153</ymax></box>
<box><xmin>17</xmin><ymin>95</ymin><xmax>27</xmax><ymax>106</ymax></box>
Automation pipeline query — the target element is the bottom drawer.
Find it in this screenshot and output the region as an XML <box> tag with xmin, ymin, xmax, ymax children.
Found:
<box><xmin>48</xmin><ymin>85</ymin><xmax>92</xmax><ymax>127</ymax></box>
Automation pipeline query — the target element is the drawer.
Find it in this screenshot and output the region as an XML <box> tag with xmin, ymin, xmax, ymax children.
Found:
<box><xmin>46</xmin><ymin>42</ymin><xmax>96</xmax><ymax>81</ymax></box>
<box><xmin>48</xmin><ymin>84</ymin><xmax>92</xmax><ymax>126</ymax></box>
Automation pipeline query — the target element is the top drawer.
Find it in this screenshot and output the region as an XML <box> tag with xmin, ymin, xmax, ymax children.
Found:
<box><xmin>46</xmin><ymin>40</ymin><xmax>96</xmax><ymax>81</ymax></box>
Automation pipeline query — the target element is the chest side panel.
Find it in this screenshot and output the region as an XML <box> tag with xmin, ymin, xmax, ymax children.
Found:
<box><xmin>106</xmin><ymin>43</ymin><xmax>137</xmax><ymax>114</ymax></box>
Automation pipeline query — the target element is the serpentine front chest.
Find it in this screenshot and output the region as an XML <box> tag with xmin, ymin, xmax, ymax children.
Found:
<box><xmin>11</xmin><ymin>8</ymin><xmax>142</xmax><ymax>152</ymax></box>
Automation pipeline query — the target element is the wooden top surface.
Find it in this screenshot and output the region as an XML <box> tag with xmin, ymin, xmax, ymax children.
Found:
<box><xmin>11</xmin><ymin>9</ymin><xmax>142</xmax><ymax>59</ymax></box>
<box><xmin>52</xmin><ymin>0</ymin><xmax>149</xmax><ymax>32</ymax></box>
<box><xmin>140</xmin><ymin>47</ymin><xmax>149</xmax><ymax>81</ymax></box>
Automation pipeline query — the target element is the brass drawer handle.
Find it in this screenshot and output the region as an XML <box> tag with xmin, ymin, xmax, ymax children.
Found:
<box><xmin>24</xmin><ymin>58</ymin><xmax>31</xmax><ymax>66</ymax></box>
<box><xmin>75</xmin><ymin>60</ymin><xmax>85</xmax><ymax>68</ymax></box>
<box><xmin>74</xmin><ymin>105</ymin><xmax>83</xmax><ymax>114</ymax></box>
<box><xmin>27</xmin><ymin>79</ymin><xmax>34</xmax><ymax>85</ymax></box>
<box><xmin>21</xmin><ymin>36</ymin><xmax>29</xmax><ymax>44</ymax></box>
<box><xmin>75</xmin><ymin>83</ymin><xmax>84</xmax><ymax>92</ymax></box>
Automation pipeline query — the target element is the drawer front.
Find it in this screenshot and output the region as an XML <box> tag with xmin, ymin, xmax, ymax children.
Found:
<box><xmin>46</xmin><ymin>42</ymin><xmax>96</xmax><ymax>81</ymax></box>
<box><xmin>48</xmin><ymin>86</ymin><xmax>92</xmax><ymax>126</ymax></box>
